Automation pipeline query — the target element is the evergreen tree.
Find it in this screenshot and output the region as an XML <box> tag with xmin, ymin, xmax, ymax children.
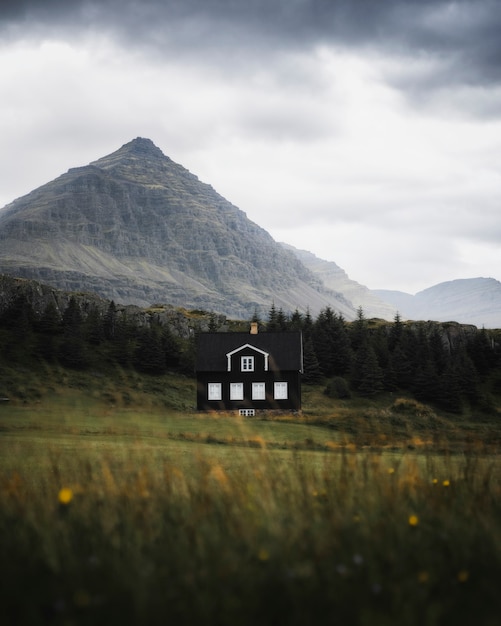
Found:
<box><xmin>110</xmin><ymin>313</ymin><xmax>137</xmax><ymax>367</ymax></box>
<box><xmin>103</xmin><ymin>301</ymin><xmax>118</xmax><ymax>340</ymax></box>
<box><xmin>388</xmin><ymin>343</ymin><xmax>413</xmax><ymax>389</ymax></box>
<box><xmin>36</xmin><ymin>301</ymin><xmax>61</xmax><ymax>361</ymax></box>
<box><xmin>412</xmin><ymin>358</ymin><xmax>440</xmax><ymax>402</ymax></box>
<box><xmin>437</xmin><ymin>362</ymin><xmax>463</xmax><ymax>413</ymax></box>
<box><xmin>207</xmin><ymin>312</ymin><xmax>219</xmax><ymax>332</ymax></box>
<box><xmin>162</xmin><ymin>325</ymin><xmax>181</xmax><ymax>369</ymax></box>
<box><xmin>0</xmin><ymin>294</ymin><xmax>35</xmax><ymax>360</ymax></box>
<box><xmin>429</xmin><ymin>326</ymin><xmax>448</xmax><ymax>376</ymax></box>
<box><xmin>313</xmin><ymin>307</ymin><xmax>352</xmax><ymax>377</ymax></box>
<box><xmin>178</xmin><ymin>332</ymin><xmax>197</xmax><ymax>375</ymax></box>
<box><xmin>357</xmin><ymin>345</ymin><xmax>384</xmax><ymax>397</ymax></box>
<box><xmin>134</xmin><ymin>326</ymin><xmax>166</xmax><ymax>374</ymax></box>
<box><xmin>58</xmin><ymin>297</ymin><xmax>88</xmax><ymax>369</ymax></box>
<box><xmin>266</xmin><ymin>302</ymin><xmax>280</xmax><ymax>332</ymax></box>
<box><xmin>276</xmin><ymin>307</ymin><xmax>288</xmax><ymax>331</ymax></box>
<box><xmin>468</xmin><ymin>328</ymin><xmax>496</xmax><ymax>376</ymax></box>
<box><xmin>251</xmin><ymin>307</ymin><xmax>261</xmax><ymax>324</ymax></box>
<box><xmin>289</xmin><ymin>309</ymin><xmax>304</xmax><ymax>332</ymax></box>
<box><xmin>302</xmin><ymin>308</ymin><xmax>314</xmax><ymax>342</ymax></box>
<box><xmin>455</xmin><ymin>350</ymin><xmax>481</xmax><ymax>405</ymax></box>
<box><xmin>388</xmin><ymin>312</ymin><xmax>404</xmax><ymax>351</ymax></box>
<box><xmin>84</xmin><ymin>305</ymin><xmax>105</xmax><ymax>345</ymax></box>
<box><xmin>37</xmin><ymin>301</ymin><xmax>61</xmax><ymax>335</ymax></box>
<box><xmin>62</xmin><ymin>297</ymin><xmax>84</xmax><ymax>335</ymax></box>
<box><xmin>302</xmin><ymin>338</ymin><xmax>322</xmax><ymax>385</ymax></box>
<box><xmin>350</xmin><ymin>307</ymin><xmax>369</xmax><ymax>352</ymax></box>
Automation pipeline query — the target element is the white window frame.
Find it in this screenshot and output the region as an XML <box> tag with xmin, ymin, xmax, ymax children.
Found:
<box><xmin>230</xmin><ymin>382</ymin><xmax>244</xmax><ymax>401</ymax></box>
<box><xmin>274</xmin><ymin>382</ymin><xmax>288</xmax><ymax>400</ymax></box>
<box><xmin>241</xmin><ymin>356</ymin><xmax>255</xmax><ymax>372</ymax></box>
<box><xmin>207</xmin><ymin>382</ymin><xmax>222</xmax><ymax>401</ymax></box>
<box><xmin>252</xmin><ymin>382</ymin><xmax>266</xmax><ymax>400</ymax></box>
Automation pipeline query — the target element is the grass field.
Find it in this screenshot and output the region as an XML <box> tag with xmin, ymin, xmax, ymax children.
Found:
<box><xmin>2</xmin><ymin>369</ymin><xmax>501</xmax><ymax>625</ymax></box>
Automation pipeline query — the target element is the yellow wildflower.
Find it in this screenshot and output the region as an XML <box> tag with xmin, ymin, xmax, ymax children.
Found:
<box><xmin>58</xmin><ymin>487</ymin><xmax>73</xmax><ymax>505</ymax></box>
<box><xmin>443</xmin><ymin>480</ymin><xmax>450</xmax><ymax>487</ymax></box>
<box><xmin>408</xmin><ymin>514</ymin><xmax>419</xmax><ymax>527</ymax></box>
<box><xmin>387</xmin><ymin>467</ymin><xmax>395</xmax><ymax>475</ymax></box>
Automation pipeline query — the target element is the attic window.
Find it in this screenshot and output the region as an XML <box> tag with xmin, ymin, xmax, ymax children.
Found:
<box><xmin>241</xmin><ymin>356</ymin><xmax>254</xmax><ymax>372</ymax></box>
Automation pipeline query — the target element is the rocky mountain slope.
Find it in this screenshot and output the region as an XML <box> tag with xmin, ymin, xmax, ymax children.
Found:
<box><xmin>1</xmin><ymin>137</ymin><xmax>499</xmax><ymax>327</ymax></box>
<box><xmin>281</xmin><ymin>244</ymin><xmax>398</xmax><ymax>320</ymax></box>
<box><xmin>375</xmin><ymin>278</ymin><xmax>501</xmax><ymax>328</ymax></box>
<box><xmin>0</xmin><ymin>138</ymin><xmax>355</xmax><ymax>320</ymax></box>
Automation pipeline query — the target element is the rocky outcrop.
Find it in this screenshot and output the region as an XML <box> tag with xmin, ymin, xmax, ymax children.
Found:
<box><xmin>0</xmin><ymin>274</ymin><xmax>226</xmax><ymax>339</ymax></box>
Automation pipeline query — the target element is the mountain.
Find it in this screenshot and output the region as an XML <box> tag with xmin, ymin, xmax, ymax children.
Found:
<box><xmin>281</xmin><ymin>244</ymin><xmax>398</xmax><ymax>320</ymax></box>
<box><xmin>375</xmin><ymin>278</ymin><xmax>501</xmax><ymax>328</ymax></box>
<box><xmin>283</xmin><ymin>245</ymin><xmax>501</xmax><ymax>328</ymax></box>
<box><xmin>0</xmin><ymin>138</ymin><xmax>356</xmax><ymax>320</ymax></box>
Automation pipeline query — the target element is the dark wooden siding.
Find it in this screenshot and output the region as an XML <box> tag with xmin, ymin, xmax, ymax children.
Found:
<box><xmin>196</xmin><ymin>370</ymin><xmax>301</xmax><ymax>411</ymax></box>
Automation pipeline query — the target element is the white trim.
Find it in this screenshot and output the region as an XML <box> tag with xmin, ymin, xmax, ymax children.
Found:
<box><xmin>226</xmin><ymin>343</ymin><xmax>269</xmax><ymax>372</ymax></box>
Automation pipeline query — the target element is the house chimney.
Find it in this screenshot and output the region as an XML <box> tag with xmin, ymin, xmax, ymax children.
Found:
<box><xmin>250</xmin><ymin>322</ymin><xmax>258</xmax><ymax>335</ymax></box>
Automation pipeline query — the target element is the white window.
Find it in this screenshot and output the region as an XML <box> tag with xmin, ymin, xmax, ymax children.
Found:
<box><xmin>252</xmin><ymin>382</ymin><xmax>266</xmax><ymax>400</ymax></box>
<box><xmin>230</xmin><ymin>382</ymin><xmax>244</xmax><ymax>400</ymax></box>
<box><xmin>208</xmin><ymin>382</ymin><xmax>222</xmax><ymax>401</ymax></box>
<box><xmin>241</xmin><ymin>356</ymin><xmax>254</xmax><ymax>372</ymax></box>
<box><xmin>274</xmin><ymin>382</ymin><xmax>288</xmax><ymax>400</ymax></box>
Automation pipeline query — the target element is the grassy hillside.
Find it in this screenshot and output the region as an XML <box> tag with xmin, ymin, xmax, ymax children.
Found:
<box><xmin>2</xmin><ymin>357</ymin><xmax>501</xmax><ymax>452</ymax></box>
<box><xmin>3</xmin><ymin>359</ymin><xmax>501</xmax><ymax>624</ymax></box>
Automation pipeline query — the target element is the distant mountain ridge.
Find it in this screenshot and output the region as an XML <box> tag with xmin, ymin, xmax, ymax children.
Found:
<box><xmin>0</xmin><ymin>137</ymin><xmax>499</xmax><ymax>327</ymax></box>
<box><xmin>375</xmin><ymin>278</ymin><xmax>501</xmax><ymax>328</ymax></box>
<box><xmin>281</xmin><ymin>244</ymin><xmax>398</xmax><ymax>320</ymax></box>
<box><xmin>280</xmin><ymin>245</ymin><xmax>501</xmax><ymax>328</ymax></box>
<box><xmin>0</xmin><ymin>138</ymin><xmax>356</xmax><ymax>320</ymax></box>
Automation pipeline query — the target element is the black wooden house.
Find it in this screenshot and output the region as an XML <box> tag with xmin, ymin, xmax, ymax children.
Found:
<box><xmin>196</xmin><ymin>324</ymin><xmax>303</xmax><ymax>413</ymax></box>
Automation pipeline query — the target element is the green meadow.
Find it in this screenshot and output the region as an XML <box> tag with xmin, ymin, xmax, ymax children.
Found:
<box><xmin>2</xmin><ymin>370</ymin><xmax>501</xmax><ymax>625</ymax></box>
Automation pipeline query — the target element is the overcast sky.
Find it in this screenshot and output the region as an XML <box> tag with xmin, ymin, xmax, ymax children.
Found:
<box><xmin>1</xmin><ymin>0</ymin><xmax>501</xmax><ymax>294</ymax></box>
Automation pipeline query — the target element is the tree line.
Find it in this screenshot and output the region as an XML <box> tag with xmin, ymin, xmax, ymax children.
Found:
<box><xmin>0</xmin><ymin>295</ymin><xmax>192</xmax><ymax>375</ymax></box>
<box><xmin>263</xmin><ymin>303</ymin><xmax>501</xmax><ymax>413</ymax></box>
<box><xmin>1</xmin><ymin>294</ymin><xmax>500</xmax><ymax>413</ymax></box>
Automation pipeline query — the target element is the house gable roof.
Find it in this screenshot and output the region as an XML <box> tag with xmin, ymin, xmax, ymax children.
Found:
<box><xmin>196</xmin><ymin>331</ymin><xmax>303</xmax><ymax>372</ymax></box>
<box><xmin>226</xmin><ymin>343</ymin><xmax>270</xmax><ymax>371</ymax></box>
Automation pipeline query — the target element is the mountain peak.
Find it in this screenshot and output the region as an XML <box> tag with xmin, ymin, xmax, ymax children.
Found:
<box><xmin>124</xmin><ymin>137</ymin><xmax>165</xmax><ymax>157</ymax></box>
<box><xmin>90</xmin><ymin>137</ymin><xmax>168</xmax><ymax>171</ymax></box>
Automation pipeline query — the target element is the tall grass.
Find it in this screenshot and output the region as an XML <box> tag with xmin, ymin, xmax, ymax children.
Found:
<box><xmin>2</xmin><ymin>437</ymin><xmax>501</xmax><ymax>625</ymax></box>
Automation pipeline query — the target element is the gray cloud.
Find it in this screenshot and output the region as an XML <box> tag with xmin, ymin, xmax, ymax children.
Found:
<box><xmin>3</xmin><ymin>0</ymin><xmax>501</xmax><ymax>88</ymax></box>
<box><xmin>1</xmin><ymin>0</ymin><xmax>501</xmax><ymax>293</ymax></box>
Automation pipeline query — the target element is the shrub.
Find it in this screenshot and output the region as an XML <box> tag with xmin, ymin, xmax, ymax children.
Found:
<box><xmin>324</xmin><ymin>376</ymin><xmax>351</xmax><ymax>399</ymax></box>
